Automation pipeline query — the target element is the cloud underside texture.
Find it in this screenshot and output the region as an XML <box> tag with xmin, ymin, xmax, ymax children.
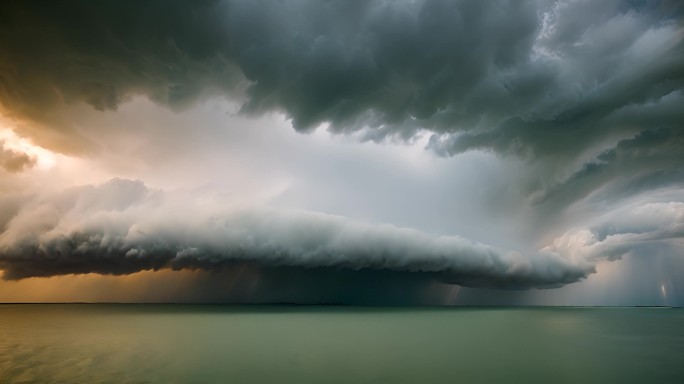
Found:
<box><xmin>0</xmin><ymin>0</ymin><xmax>682</xmax><ymax>213</ymax></box>
<box><xmin>0</xmin><ymin>179</ymin><xmax>593</xmax><ymax>288</ymax></box>
<box><xmin>1</xmin><ymin>179</ymin><xmax>682</xmax><ymax>289</ymax></box>
<box><xmin>0</xmin><ymin>1</ymin><xmax>683</xmax><ymax>293</ymax></box>
<box><xmin>1</xmin><ymin>1</ymin><xmax>682</xmax><ymax>154</ymax></box>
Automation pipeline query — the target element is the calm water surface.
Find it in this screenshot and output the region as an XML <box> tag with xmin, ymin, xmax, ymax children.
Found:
<box><xmin>1</xmin><ymin>305</ymin><xmax>683</xmax><ymax>383</ymax></box>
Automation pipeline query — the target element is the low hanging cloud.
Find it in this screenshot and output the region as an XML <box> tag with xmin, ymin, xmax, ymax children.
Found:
<box><xmin>0</xmin><ymin>1</ymin><xmax>682</xmax><ymax>298</ymax></box>
<box><xmin>544</xmin><ymin>201</ymin><xmax>684</xmax><ymax>263</ymax></box>
<box><xmin>0</xmin><ymin>178</ymin><xmax>595</xmax><ymax>288</ymax></box>
<box><xmin>528</xmin><ymin>127</ymin><xmax>684</xmax><ymax>212</ymax></box>
<box><xmin>1</xmin><ymin>179</ymin><xmax>681</xmax><ymax>294</ymax></box>
<box><xmin>1</xmin><ymin>0</ymin><xmax>682</xmax><ymax>159</ymax></box>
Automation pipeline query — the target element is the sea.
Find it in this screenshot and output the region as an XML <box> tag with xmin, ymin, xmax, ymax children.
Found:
<box><xmin>1</xmin><ymin>305</ymin><xmax>683</xmax><ymax>383</ymax></box>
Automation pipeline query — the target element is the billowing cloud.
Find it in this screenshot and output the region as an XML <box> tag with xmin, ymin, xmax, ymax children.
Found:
<box><xmin>545</xmin><ymin>201</ymin><xmax>684</xmax><ymax>263</ymax></box>
<box><xmin>528</xmin><ymin>127</ymin><xmax>684</xmax><ymax>217</ymax></box>
<box><xmin>0</xmin><ymin>140</ymin><xmax>36</xmax><ymax>173</ymax></box>
<box><xmin>0</xmin><ymin>1</ymin><xmax>682</xmax><ymax>304</ymax></box>
<box><xmin>1</xmin><ymin>0</ymin><xmax>682</xmax><ymax>159</ymax></box>
<box><xmin>0</xmin><ymin>178</ymin><xmax>593</xmax><ymax>288</ymax></box>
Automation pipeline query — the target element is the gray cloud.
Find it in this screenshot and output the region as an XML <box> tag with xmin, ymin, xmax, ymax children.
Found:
<box><xmin>0</xmin><ymin>178</ymin><xmax>593</xmax><ymax>288</ymax></box>
<box><xmin>0</xmin><ymin>0</ymin><xmax>681</xmax><ymax>225</ymax></box>
<box><xmin>2</xmin><ymin>0</ymin><xmax>681</xmax><ymax>158</ymax></box>
<box><xmin>2</xmin><ymin>0</ymin><xmax>538</xmax><ymax>142</ymax></box>
<box><xmin>0</xmin><ymin>0</ymin><xmax>243</xmax><ymax>152</ymax></box>
<box><xmin>543</xmin><ymin>201</ymin><xmax>684</xmax><ymax>265</ymax></box>
<box><xmin>0</xmin><ymin>0</ymin><xmax>682</xmax><ymax>303</ymax></box>
<box><xmin>530</xmin><ymin>127</ymin><xmax>684</xmax><ymax>212</ymax></box>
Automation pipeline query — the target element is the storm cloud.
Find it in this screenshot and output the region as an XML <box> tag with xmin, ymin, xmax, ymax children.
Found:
<box><xmin>0</xmin><ymin>1</ymin><xmax>683</xmax><ymax>304</ymax></box>
<box><xmin>0</xmin><ymin>179</ymin><xmax>593</xmax><ymax>288</ymax></box>
<box><xmin>545</xmin><ymin>201</ymin><xmax>684</xmax><ymax>263</ymax></box>
<box><xmin>528</xmin><ymin>126</ymin><xmax>684</xmax><ymax>216</ymax></box>
<box><xmin>1</xmin><ymin>0</ymin><xmax>682</xmax><ymax>157</ymax></box>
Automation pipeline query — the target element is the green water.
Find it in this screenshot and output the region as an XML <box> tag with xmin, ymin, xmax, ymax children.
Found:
<box><xmin>1</xmin><ymin>305</ymin><xmax>683</xmax><ymax>383</ymax></box>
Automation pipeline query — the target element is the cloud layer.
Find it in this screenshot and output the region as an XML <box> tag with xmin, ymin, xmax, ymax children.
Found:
<box><xmin>1</xmin><ymin>0</ymin><xmax>682</xmax><ymax>158</ymax></box>
<box><xmin>0</xmin><ymin>1</ymin><xmax>682</xmax><ymax>303</ymax></box>
<box><xmin>1</xmin><ymin>0</ymin><xmax>682</xmax><ymax>224</ymax></box>
<box><xmin>3</xmin><ymin>179</ymin><xmax>680</xmax><ymax>294</ymax></box>
<box><xmin>545</xmin><ymin>201</ymin><xmax>684</xmax><ymax>263</ymax></box>
<box><xmin>0</xmin><ymin>179</ymin><xmax>594</xmax><ymax>288</ymax></box>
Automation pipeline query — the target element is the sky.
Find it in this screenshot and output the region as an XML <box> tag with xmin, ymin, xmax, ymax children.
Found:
<box><xmin>0</xmin><ymin>0</ymin><xmax>683</xmax><ymax>305</ymax></box>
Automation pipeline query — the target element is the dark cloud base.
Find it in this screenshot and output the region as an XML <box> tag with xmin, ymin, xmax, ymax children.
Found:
<box><xmin>1</xmin><ymin>0</ymin><xmax>682</xmax><ymax>159</ymax></box>
<box><xmin>1</xmin><ymin>0</ymin><xmax>682</xmax><ymax>218</ymax></box>
<box><xmin>0</xmin><ymin>179</ymin><xmax>593</xmax><ymax>289</ymax></box>
<box><xmin>0</xmin><ymin>261</ymin><xmax>458</xmax><ymax>305</ymax></box>
<box><xmin>1</xmin><ymin>1</ymin><xmax>683</xmax><ymax>304</ymax></box>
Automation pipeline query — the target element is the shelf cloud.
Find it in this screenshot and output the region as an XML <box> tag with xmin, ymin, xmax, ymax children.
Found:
<box><xmin>0</xmin><ymin>179</ymin><xmax>594</xmax><ymax>288</ymax></box>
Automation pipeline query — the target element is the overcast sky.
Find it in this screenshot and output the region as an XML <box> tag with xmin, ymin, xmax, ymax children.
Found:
<box><xmin>0</xmin><ymin>0</ymin><xmax>682</xmax><ymax>305</ymax></box>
